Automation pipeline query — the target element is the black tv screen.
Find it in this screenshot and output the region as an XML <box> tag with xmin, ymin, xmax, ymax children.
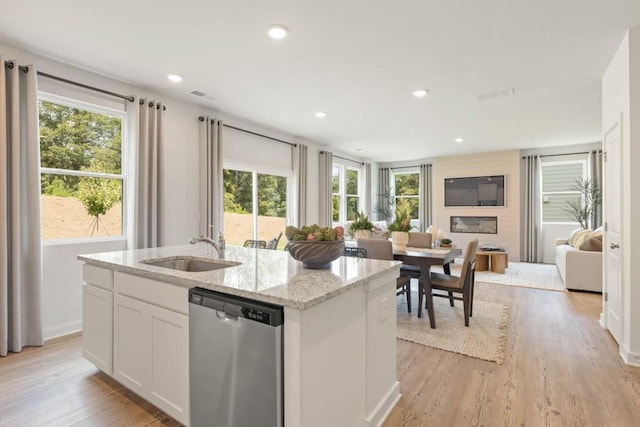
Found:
<box><xmin>444</xmin><ymin>175</ymin><xmax>505</xmax><ymax>207</ymax></box>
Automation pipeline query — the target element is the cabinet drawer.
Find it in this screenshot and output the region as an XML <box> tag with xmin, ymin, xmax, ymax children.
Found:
<box><xmin>83</xmin><ymin>264</ymin><xmax>113</xmax><ymax>290</ymax></box>
<box><xmin>114</xmin><ymin>272</ymin><xmax>188</xmax><ymax>314</ymax></box>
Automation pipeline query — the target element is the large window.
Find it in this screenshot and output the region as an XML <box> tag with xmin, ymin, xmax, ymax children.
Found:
<box><xmin>393</xmin><ymin>170</ymin><xmax>419</xmax><ymax>219</ymax></box>
<box><xmin>332</xmin><ymin>163</ymin><xmax>361</xmax><ymax>222</ymax></box>
<box><xmin>39</xmin><ymin>96</ymin><xmax>126</xmax><ymax>240</ymax></box>
<box><xmin>541</xmin><ymin>160</ymin><xmax>586</xmax><ymax>223</ymax></box>
<box><xmin>223</xmin><ymin>166</ymin><xmax>289</xmax><ymax>248</ymax></box>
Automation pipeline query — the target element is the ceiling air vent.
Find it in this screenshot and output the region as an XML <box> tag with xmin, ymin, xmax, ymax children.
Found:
<box><xmin>477</xmin><ymin>88</ymin><xmax>515</xmax><ymax>101</ymax></box>
<box><xmin>189</xmin><ymin>90</ymin><xmax>207</xmax><ymax>97</ymax></box>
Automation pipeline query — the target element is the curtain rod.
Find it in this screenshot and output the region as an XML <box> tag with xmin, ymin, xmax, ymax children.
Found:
<box><xmin>199</xmin><ymin>116</ymin><xmax>297</xmax><ymax>147</ymax></box>
<box><xmin>521</xmin><ymin>149</ymin><xmax>602</xmax><ymax>159</ymax></box>
<box><xmin>321</xmin><ymin>151</ymin><xmax>364</xmax><ymax>165</ymax></box>
<box><xmin>4</xmin><ymin>61</ymin><xmax>136</xmax><ymax>103</ymax></box>
<box><xmin>390</xmin><ymin>164</ymin><xmax>431</xmax><ymax>169</ymax></box>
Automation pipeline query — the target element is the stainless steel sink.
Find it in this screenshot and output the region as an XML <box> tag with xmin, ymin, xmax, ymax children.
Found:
<box><xmin>141</xmin><ymin>256</ymin><xmax>240</xmax><ymax>272</ymax></box>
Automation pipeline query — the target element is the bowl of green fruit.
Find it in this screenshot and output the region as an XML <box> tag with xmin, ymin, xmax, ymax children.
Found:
<box><xmin>285</xmin><ymin>224</ymin><xmax>345</xmax><ymax>269</ymax></box>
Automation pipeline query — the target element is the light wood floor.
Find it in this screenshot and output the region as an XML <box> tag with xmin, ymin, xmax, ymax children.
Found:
<box><xmin>1</xmin><ymin>283</ymin><xmax>639</xmax><ymax>426</ymax></box>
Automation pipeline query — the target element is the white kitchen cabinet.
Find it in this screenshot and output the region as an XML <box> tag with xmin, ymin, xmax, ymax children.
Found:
<box><xmin>112</xmin><ymin>275</ymin><xmax>189</xmax><ymax>426</ymax></box>
<box><xmin>82</xmin><ymin>265</ymin><xmax>113</xmax><ymax>375</ymax></box>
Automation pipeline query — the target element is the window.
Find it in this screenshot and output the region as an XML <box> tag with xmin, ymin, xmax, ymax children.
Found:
<box><xmin>223</xmin><ymin>166</ymin><xmax>289</xmax><ymax>248</ymax></box>
<box><xmin>541</xmin><ymin>160</ymin><xmax>586</xmax><ymax>223</ymax></box>
<box><xmin>39</xmin><ymin>95</ymin><xmax>126</xmax><ymax>240</ymax></box>
<box><xmin>332</xmin><ymin>163</ymin><xmax>361</xmax><ymax>223</ymax></box>
<box><xmin>393</xmin><ymin>170</ymin><xmax>419</xmax><ymax>219</ymax></box>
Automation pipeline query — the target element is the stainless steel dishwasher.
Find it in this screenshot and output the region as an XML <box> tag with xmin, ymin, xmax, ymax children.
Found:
<box><xmin>189</xmin><ymin>287</ymin><xmax>284</xmax><ymax>427</ymax></box>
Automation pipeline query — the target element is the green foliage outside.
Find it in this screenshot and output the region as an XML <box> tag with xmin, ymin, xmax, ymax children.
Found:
<box><xmin>223</xmin><ymin>169</ymin><xmax>287</xmax><ymax>218</ymax></box>
<box><xmin>39</xmin><ymin>100</ymin><xmax>122</xmax><ymax>196</ymax></box>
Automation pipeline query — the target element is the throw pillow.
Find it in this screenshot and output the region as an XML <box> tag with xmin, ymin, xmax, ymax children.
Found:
<box><xmin>572</xmin><ymin>229</ymin><xmax>592</xmax><ymax>249</ymax></box>
<box><xmin>580</xmin><ymin>235</ymin><xmax>603</xmax><ymax>252</ymax></box>
<box><xmin>567</xmin><ymin>228</ymin><xmax>584</xmax><ymax>246</ymax></box>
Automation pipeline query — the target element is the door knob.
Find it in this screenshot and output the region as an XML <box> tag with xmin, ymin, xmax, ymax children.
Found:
<box><xmin>610</xmin><ymin>243</ymin><xmax>620</xmax><ymax>249</ymax></box>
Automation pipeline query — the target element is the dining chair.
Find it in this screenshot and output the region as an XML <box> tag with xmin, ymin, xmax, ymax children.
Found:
<box><xmin>243</xmin><ymin>239</ymin><xmax>267</xmax><ymax>249</ymax></box>
<box><xmin>266</xmin><ymin>232</ymin><xmax>283</xmax><ymax>250</ymax></box>
<box><xmin>343</xmin><ymin>246</ymin><xmax>368</xmax><ymax>258</ymax></box>
<box><xmin>428</xmin><ymin>239</ymin><xmax>479</xmax><ymax>326</ymax></box>
<box><xmin>357</xmin><ymin>238</ymin><xmax>413</xmax><ymax>313</ymax></box>
<box><xmin>401</xmin><ymin>232</ymin><xmax>433</xmax><ymax>279</ymax></box>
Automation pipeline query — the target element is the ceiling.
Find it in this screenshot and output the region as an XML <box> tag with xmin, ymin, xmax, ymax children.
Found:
<box><xmin>1</xmin><ymin>0</ymin><xmax>639</xmax><ymax>162</ymax></box>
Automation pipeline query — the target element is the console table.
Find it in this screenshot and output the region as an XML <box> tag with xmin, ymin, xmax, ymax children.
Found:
<box><xmin>475</xmin><ymin>250</ymin><xmax>508</xmax><ymax>274</ymax></box>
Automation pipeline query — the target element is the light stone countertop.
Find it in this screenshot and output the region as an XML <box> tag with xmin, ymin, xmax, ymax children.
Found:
<box><xmin>78</xmin><ymin>244</ymin><xmax>401</xmax><ymax>310</ymax></box>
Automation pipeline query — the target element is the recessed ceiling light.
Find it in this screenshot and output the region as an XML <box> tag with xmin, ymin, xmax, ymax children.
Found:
<box><xmin>454</xmin><ymin>137</ymin><xmax>464</xmax><ymax>143</ymax></box>
<box><xmin>315</xmin><ymin>111</ymin><xmax>327</xmax><ymax>118</ymax></box>
<box><xmin>167</xmin><ymin>74</ymin><xmax>183</xmax><ymax>83</ymax></box>
<box><xmin>267</xmin><ymin>24</ymin><xmax>289</xmax><ymax>40</ymax></box>
<box><xmin>412</xmin><ymin>89</ymin><xmax>429</xmax><ymax>98</ymax></box>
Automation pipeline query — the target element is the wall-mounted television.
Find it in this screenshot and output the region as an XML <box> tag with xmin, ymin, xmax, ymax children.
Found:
<box><xmin>444</xmin><ymin>175</ymin><xmax>505</xmax><ymax>207</ymax></box>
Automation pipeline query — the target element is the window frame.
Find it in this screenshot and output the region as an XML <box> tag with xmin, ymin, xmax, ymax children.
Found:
<box><xmin>392</xmin><ymin>168</ymin><xmax>420</xmax><ymax>220</ymax></box>
<box><xmin>540</xmin><ymin>158</ymin><xmax>587</xmax><ymax>224</ymax></box>
<box><xmin>223</xmin><ymin>161</ymin><xmax>292</xmax><ymax>240</ymax></box>
<box><xmin>332</xmin><ymin>161</ymin><xmax>362</xmax><ymax>223</ymax></box>
<box><xmin>38</xmin><ymin>92</ymin><xmax>128</xmax><ymax>243</ymax></box>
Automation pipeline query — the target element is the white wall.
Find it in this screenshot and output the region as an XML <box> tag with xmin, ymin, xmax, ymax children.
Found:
<box><xmin>432</xmin><ymin>150</ymin><xmax>521</xmax><ymax>260</ymax></box>
<box><xmin>2</xmin><ymin>41</ymin><xmax>327</xmax><ymax>339</ymax></box>
<box><xmin>602</xmin><ymin>28</ymin><xmax>640</xmax><ymax>365</ymax></box>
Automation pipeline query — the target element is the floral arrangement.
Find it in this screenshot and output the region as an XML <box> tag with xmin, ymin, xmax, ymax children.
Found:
<box><xmin>285</xmin><ymin>224</ymin><xmax>345</xmax><ymax>242</ymax></box>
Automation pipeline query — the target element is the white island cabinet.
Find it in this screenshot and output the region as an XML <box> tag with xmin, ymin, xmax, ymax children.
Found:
<box><xmin>79</xmin><ymin>244</ymin><xmax>402</xmax><ymax>427</ymax></box>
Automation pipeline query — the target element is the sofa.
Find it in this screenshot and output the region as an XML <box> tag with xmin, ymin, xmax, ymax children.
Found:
<box><xmin>555</xmin><ymin>228</ymin><xmax>603</xmax><ymax>292</ymax></box>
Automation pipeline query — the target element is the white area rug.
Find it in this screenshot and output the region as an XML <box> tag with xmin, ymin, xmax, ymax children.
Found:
<box><xmin>396</xmin><ymin>291</ymin><xmax>509</xmax><ymax>364</ymax></box>
<box><xmin>431</xmin><ymin>261</ymin><xmax>566</xmax><ymax>292</ymax></box>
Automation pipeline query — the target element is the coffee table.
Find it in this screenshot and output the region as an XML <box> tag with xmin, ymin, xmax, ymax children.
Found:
<box><xmin>475</xmin><ymin>250</ymin><xmax>508</xmax><ymax>274</ymax></box>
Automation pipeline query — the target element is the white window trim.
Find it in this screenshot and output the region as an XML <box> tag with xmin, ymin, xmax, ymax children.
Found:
<box><xmin>540</xmin><ymin>158</ymin><xmax>588</xmax><ymax>224</ymax></box>
<box><xmin>223</xmin><ymin>161</ymin><xmax>292</xmax><ymax>239</ymax></box>
<box><xmin>392</xmin><ymin>168</ymin><xmax>420</xmax><ymax>219</ymax></box>
<box><xmin>332</xmin><ymin>161</ymin><xmax>363</xmax><ymax>223</ymax></box>
<box><xmin>38</xmin><ymin>92</ymin><xmax>128</xmax><ymax>243</ymax></box>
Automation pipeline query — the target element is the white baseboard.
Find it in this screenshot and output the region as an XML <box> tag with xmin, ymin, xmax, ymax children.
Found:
<box><xmin>44</xmin><ymin>321</ymin><xmax>82</xmax><ymax>341</ymax></box>
<box><xmin>619</xmin><ymin>344</ymin><xmax>640</xmax><ymax>367</ymax></box>
<box><xmin>365</xmin><ymin>381</ymin><xmax>401</xmax><ymax>427</ymax></box>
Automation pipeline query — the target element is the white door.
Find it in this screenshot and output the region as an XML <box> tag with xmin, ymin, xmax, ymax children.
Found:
<box><xmin>604</xmin><ymin>119</ymin><xmax>623</xmax><ymax>343</ymax></box>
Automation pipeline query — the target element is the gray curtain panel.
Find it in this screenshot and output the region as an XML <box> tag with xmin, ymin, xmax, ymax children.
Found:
<box><xmin>419</xmin><ymin>164</ymin><xmax>433</xmax><ymax>231</ymax></box>
<box><xmin>362</xmin><ymin>162</ymin><xmax>371</xmax><ymax>216</ymax></box>
<box><xmin>590</xmin><ymin>150</ymin><xmax>603</xmax><ymax>229</ymax></box>
<box><xmin>377</xmin><ymin>167</ymin><xmax>391</xmax><ymax>222</ymax></box>
<box><xmin>199</xmin><ymin>117</ymin><xmax>224</xmax><ymax>237</ymax></box>
<box><xmin>0</xmin><ymin>58</ymin><xmax>44</xmax><ymax>356</ymax></box>
<box><xmin>293</xmin><ymin>143</ymin><xmax>308</xmax><ymax>227</ymax></box>
<box><xmin>318</xmin><ymin>150</ymin><xmax>333</xmax><ymax>227</ymax></box>
<box><xmin>135</xmin><ymin>99</ymin><xmax>164</xmax><ymax>248</ymax></box>
<box><xmin>521</xmin><ymin>154</ymin><xmax>543</xmax><ymax>263</ymax></box>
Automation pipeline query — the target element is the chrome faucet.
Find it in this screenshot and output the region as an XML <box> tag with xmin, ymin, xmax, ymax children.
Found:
<box><xmin>189</xmin><ymin>225</ymin><xmax>225</xmax><ymax>258</ymax></box>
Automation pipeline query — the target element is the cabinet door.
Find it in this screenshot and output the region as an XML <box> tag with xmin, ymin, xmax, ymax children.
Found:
<box><xmin>148</xmin><ymin>305</ymin><xmax>189</xmax><ymax>425</ymax></box>
<box><xmin>113</xmin><ymin>294</ymin><xmax>150</xmax><ymax>397</ymax></box>
<box><xmin>82</xmin><ymin>284</ymin><xmax>113</xmax><ymax>375</ymax></box>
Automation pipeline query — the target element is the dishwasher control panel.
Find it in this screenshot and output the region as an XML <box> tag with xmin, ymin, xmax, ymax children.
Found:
<box><xmin>189</xmin><ymin>287</ymin><xmax>284</xmax><ymax>326</ymax></box>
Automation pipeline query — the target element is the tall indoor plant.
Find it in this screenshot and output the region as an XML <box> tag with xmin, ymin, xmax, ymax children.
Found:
<box><xmin>562</xmin><ymin>178</ymin><xmax>602</xmax><ymax>229</ymax></box>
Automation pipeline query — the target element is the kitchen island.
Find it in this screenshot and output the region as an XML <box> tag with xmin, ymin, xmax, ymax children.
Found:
<box><xmin>78</xmin><ymin>244</ymin><xmax>402</xmax><ymax>427</ymax></box>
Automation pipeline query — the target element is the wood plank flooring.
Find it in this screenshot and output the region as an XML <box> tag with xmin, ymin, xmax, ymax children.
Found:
<box><xmin>1</xmin><ymin>283</ymin><xmax>639</xmax><ymax>426</ymax></box>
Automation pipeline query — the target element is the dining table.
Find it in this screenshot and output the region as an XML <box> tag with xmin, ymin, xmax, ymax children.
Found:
<box><xmin>393</xmin><ymin>246</ymin><xmax>462</xmax><ymax>329</ymax></box>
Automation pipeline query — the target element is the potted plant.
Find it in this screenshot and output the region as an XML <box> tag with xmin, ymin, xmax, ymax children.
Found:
<box><xmin>562</xmin><ymin>178</ymin><xmax>602</xmax><ymax>229</ymax></box>
<box><xmin>387</xmin><ymin>204</ymin><xmax>416</xmax><ymax>251</ymax></box>
<box><xmin>348</xmin><ymin>211</ymin><xmax>375</xmax><ymax>239</ymax></box>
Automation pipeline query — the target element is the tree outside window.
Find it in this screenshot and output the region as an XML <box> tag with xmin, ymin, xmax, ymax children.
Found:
<box><xmin>394</xmin><ymin>172</ymin><xmax>419</xmax><ymax>219</ymax></box>
<box><xmin>39</xmin><ymin>98</ymin><xmax>125</xmax><ymax>240</ymax></box>
<box><xmin>332</xmin><ymin>162</ymin><xmax>361</xmax><ymax>223</ymax></box>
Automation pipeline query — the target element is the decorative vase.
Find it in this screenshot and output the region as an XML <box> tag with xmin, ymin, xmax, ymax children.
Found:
<box><xmin>391</xmin><ymin>231</ymin><xmax>409</xmax><ymax>251</ymax></box>
<box><xmin>287</xmin><ymin>240</ymin><xmax>345</xmax><ymax>269</ymax></box>
<box><xmin>355</xmin><ymin>230</ymin><xmax>372</xmax><ymax>240</ymax></box>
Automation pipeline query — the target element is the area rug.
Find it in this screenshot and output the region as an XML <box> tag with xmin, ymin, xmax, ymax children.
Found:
<box><xmin>431</xmin><ymin>261</ymin><xmax>566</xmax><ymax>292</ymax></box>
<box><xmin>396</xmin><ymin>291</ymin><xmax>510</xmax><ymax>364</ymax></box>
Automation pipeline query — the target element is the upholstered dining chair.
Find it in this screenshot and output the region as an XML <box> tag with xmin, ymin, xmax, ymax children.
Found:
<box><xmin>243</xmin><ymin>239</ymin><xmax>267</xmax><ymax>249</ymax></box>
<box><xmin>401</xmin><ymin>232</ymin><xmax>433</xmax><ymax>279</ymax></box>
<box><xmin>428</xmin><ymin>239</ymin><xmax>479</xmax><ymax>326</ymax></box>
<box><xmin>357</xmin><ymin>238</ymin><xmax>413</xmax><ymax>313</ymax></box>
